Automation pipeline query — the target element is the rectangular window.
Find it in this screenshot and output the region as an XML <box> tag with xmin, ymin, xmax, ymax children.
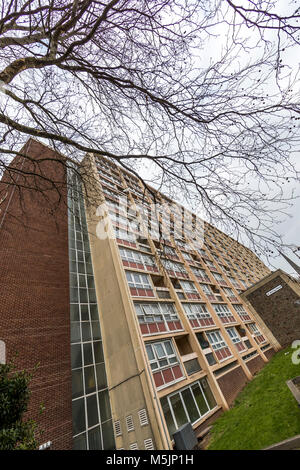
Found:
<box><xmin>213</xmin><ymin>304</ymin><xmax>236</xmax><ymax>324</ymax></box>
<box><xmin>146</xmin><ymin>340</ymin><xmax>184</xmax><ymax>389</ymax></box>
<box><xmin>115</xmin><ymin>228</ymin><xmax>136</xmax><ymax>244</ymax></box>
<box><xmin>206</xmin><ymin>330</ymin><xmax>232</xmax><ymax>362</ymax></box>
<box><xmin>233</xmin><ymin>304</ymin><xmax>251</xmax><ymax>321</ymax></box>
<box><xmin>160</xmin><ymin>378</ymin><xmax>217</xmax><ymax>437</ymax></box>
<box><xmin>212</xmin><ymin>272</ymin><xmax>227</xmax><ymax>285</ymax></box>
<box><xmin>180</xmin><ymin>280</ymin><xmax>201</xmax><ymax>300</ymax></box>
<box><xmin>191</xmin><ymin>267</ymin><xmax>210</xmax><ymax>282</ymax></box>
<box><xmin>183</xmin><ymin>303</ymin><xmax>215</xmax><ymax>328</ymax></box>
<box><xmin>125</xmin><ymin>271</ymin><xmax>154</xmax><ymax>298</ymax></box>
<box><xmin>248</xmin><ymin>323</ymin><xmax>266</xmax><ymax>344</ymax></box>
<box><xmin>226</xmin><ymin>327</ymin><xmax>247</xmax><ymax>353</ymax></box>
<box><xmin>162</xmin><ymin>259</ymin><xmax>188</xmax><ymax>278</ymax></box>
<box><xmin>134</xmin><ymin>302</ymin><xmax>183</xmax><ymax>335</ymax></box>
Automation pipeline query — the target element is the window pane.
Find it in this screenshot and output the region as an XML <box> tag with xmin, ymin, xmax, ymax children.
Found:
<box><xmin>70</xmin><ymin>304</ymin><xmax>80</xmax><ymax>322</ymax></box>
<box><xmin>83</xmin><ymin>343</ymin><xmax>93</xmax><ymax>366</ymax></box>
<box><xmin>80</xmin><ymin>304</ymin><xmax>89</xmax><ymax>321</ymax></box>
<box><xmin>73</xmin><ymin>433</ymin><xmax>87</xmax><ymax>450</ymax></box>
<box><xmin>93</xmin><ymin>341</ymin><xmax>104</xmax><ymax>364</ymax></box>
<box><xmin>84</xmin><ymin>366</ymin><xmax>96</xmax><ymax>394</ymax></box>
<box><xmin>90</xmin><ymin>304</ymin><xmax>99</xmax><ymax>321</ymax></box>
<box><xmin>87</xmin><ymin>276</ymin><xmax>95</xmax><ymax>289</ymax></box>
<box><xmin>170</xmin><ymin>393</ymin><xmax>188</xmax><ymax>429</ymax></box>
<box><xmin>71</xmin><ymin>322</ymin><xmax>81</xmax><ymax>344</ymax></box>
<box><xmin>161</xmin><ymin>397</ymin><xmax>176</xmax><ymax>437</ymax></box>
<box><xmin>191</xmin><ymin>384</ymin><xmax>209</xmax><ymax>416</ymax></box>
<box><xmin>72</xmin><ymin>369</ymin><xmax>84</xmax><ymax>399</ymax></box>
<box><xmin>70</xmin><ymin>287</ymin><xmax>79</xmax><ymax>303</ymax></box>
<box><xmin>91</xmin><ymin>322</ymin><xmax>101</xmax><ymax>340</ymax></box>
<box><xmin>72</xmin><ymin>398</ymin><xmax>86</xmax><ymax>435</ymax></box>
<box><xmin>70</xmin><ymin>273</ymin><xmax>78</xmax><ymax>287</ymax></box>
<box><xmin>154</xmin><ymin>343</ymin><xmax>165</xmax><ymax>359</ymax></box>
<box><xmin>184</xmin><ymin>359</ymin><xmax>201</xmax><ymax>376</ymax></box>
<box><xmin>89</xmin><ymin>289</ymin><xmax>97</xmax><ymax>303</ymax></box>
<box><xmin>87</xmin><ymin>394</ymin><xmax>99</xmax><ymax>428</ymax></box>
<box><xmin>164</xmin><ymin>341</ymin><xmax>173</xmax><ymax>356</ymax></box>
<box><xmin>146</xmin><ymin>345</ymin><xmax>155</xmax><ymax>361</ymax></box>
<box><xmin>78</xmin><ymin>275</ymin><xmax>86</xmax><ymax>288</ymax></box>
<box><xmin>88</xmin><ymin>426</ymin><xmax>102</xmax><ymax>450</ymax></box>
<box><xmin>71</xmin><ymin>344</ymin><xmax>82</xmax><ymax>369</ymax></box>
<box><xmin>200</xmin><ymin>378</ymin><xmax>217</xmax><ymax>409</ymax></box>
<box><xmin>101</xmin><ymin>420</ymin><xmax>115</xmax><ymax>450</ymax></box>
<box><xmin>98</xmin><ymin>389</ymin><xmax>112</xmax><ymax>423</ymax></box>
<box><xmin>95</xmin><ymin>363</ymin><xmax>107</xmax><ymax>390</ymax></box>
<box><xmin>81</xmin><ymin>323</ymin><xmax>92</xmax><ymax>342</ymax></box>
<box><xmin>181</xmin><ymin>388</ymin><xmax>200</xmax><ymax>423</ymax></box>
<box><xmin>79</xmin><ymin>288</ymin><xmax>88</xmax><ymax>303</ymax></box>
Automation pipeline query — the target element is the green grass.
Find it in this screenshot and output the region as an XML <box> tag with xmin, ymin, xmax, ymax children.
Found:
<box><xmin>207</xmin><ymin>346</ymin><xmax>300</xmax><ymax>450</ymax></box>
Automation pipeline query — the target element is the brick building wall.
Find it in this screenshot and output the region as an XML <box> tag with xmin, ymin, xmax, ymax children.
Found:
<box><xmin>245</xmin><ymin>274</ymin><xmax>300</xmax><ymax>348</ymax></box>
<box><xmin>245</xmin><ymin>355</ymin><xmax>265</xmax><ymax>376</ymax></box>
<box><xmin>217</xmin><ymin>366</ymin><xmax>248</xmax><ymax>405</ymax></box>
<box><xmin>194</xmin><ymin>408</ymin><xmax>223</xmax><ymax>437</ymax></box>
<box><xmin>264</xmin><ymin>348</ymin><xmax>275</xmax><ymax>361</ymax></box>
<box><xmin>0</xmin><ymin>139</ymin><xmax>72</xmax><ymax>449</ymax></box>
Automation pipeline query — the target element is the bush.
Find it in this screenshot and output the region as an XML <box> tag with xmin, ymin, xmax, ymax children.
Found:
<box><xmin>0</xmin><ymin>361</ymin><xmax>39</xmax><ymax>450</ymax></box>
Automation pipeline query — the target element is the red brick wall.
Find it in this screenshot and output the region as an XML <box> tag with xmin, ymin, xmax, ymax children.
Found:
<box><xmin>217</xmin><ymin>366</ymin><xmax>248</xmax><ymax>405</ymax></box>
<box><xmin>245</xmin><ymin>355</ymin><xmax>265</xmax><ymax>376</ymax></box>
<box><xmin>194</xmin><ymin>408</ymin><xmax>223</xmax><ymax>437</ymax></box>
<box><xmin>246</xmin><ymin>275</ymin><xmax>300</xmax><ymax>348</ymax></box>
<box><xmin>264</xmin><ymin>348</ymin><xmax>275</xmax><ymax>361</ymax></box>
<box><xmin>0</xmin><ymin>139</ymin><xmax>72</xmax><ymax>450</ymax></box>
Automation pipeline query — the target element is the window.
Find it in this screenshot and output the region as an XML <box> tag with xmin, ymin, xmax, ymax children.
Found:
<box><xmin>200</xmin><ymin>283</ymin><xmax>215</xmax><ymax>300</ymax></box>
<box><xmin>180</xmin><ymin>280</ymin><xmax>201</xmax><ymax>299</ymax></box>
<box><xmin>68</xmin><ymin>172</ymin><xmax>115</xmax><ymax>451</ymax></box>
<box><xmin>134</xmin><ymin>302</ymin><xmax>183</xmax><ymax>335</ymax></box>
<box><xmin>226</xmin><ymin>327</ymin><xmax>247</xmax><ymax>353</ymax></box>
<box><xmin>191</xmin><ymin>267</ymin><xmax>210</xmax><ymax>282</ymax></box>
<box><xmin>119</xmin><ymin>247</ymin><xmax>142</xmax><ymax>265</ymax></box>
<box><xmin>183</xmin><ymin>303</ymin><xmax>215</xmax><ymax>328</ymax></box>
<box><xmin>162</xmin><ymin>259</ymin><xmax>188</xmax><ymax>278</ymax></box>
<box><xmin>163</xmin><ymin>246</ymin><xmax>178</xmax><ymax>258</ymax></box>
<box><xmin>109</xmin><ymin>211</ymin><xmax>139</xmax><ymax>231</ymax></box>
<box><xmin>212</xmin><ymin>272</ymin><xmax>227</xmax><ymax>285</ymax></box>
<box><xmin>223</xmin><ymin>287</ymin><xmax>238</xmax><ymax>300</ymax></box>
<box><xmin>213</xmin><ymin>304</ymin><xmax>235</xmax><ymax>324</ymax></box>
<box><xmin>233</xmin><ymin>304</ymin><xmax>251</xmax><ymax>321</ymax></box>
<box><xmin>228</xmin><ymin>276</ymin><xmax>241</xmax><ymax>288</ymax></box>
<box><xmin>181</xmin><ymin>251</ymin><xmax>193</xmax><ymax>261</ymax></box>
<box><xmin>141</xmin><ymin>253</ymin><xmax>158</xmax><ymax>272</ymax></box>
<box><xmin>204</xmin><ymin>259</ymin><xmax>217</xmax><ymax>270</ymax></box>
<box><xmin>206</xmin><ymin>330</ymin><xmax>232</xmax><ymax>361</ymax></box>
<box><xmin>184</xmin><ymin>358</ymin><xmax>201</xmax><ymax>376</ymax></box>
<box><xmin>126</xmin><ymin>271</ymin><xmax>154</xmax><ymax>297</ymax></box>
<box><xmin>119</xmin><ymin>248</ymin><xmax>157</xmax><ymax>272</ymax></box>
<box><xmin>146</xmin><ymin>340</ymin><xmax>183</xmax><ymax>389</ymax></box>
<box><xmin>160</xmin><ymin>378</ymin><xmax>217</xmax><ymax>437</ymax></box>
<box><xmin>248</xmin><ymin>323</ymin><xmax>266</xmax><ymax>344</ymax></box>
<box><xmin>115</xmin><ymin>228</ymin><xmax>137</xmax><ymax>246</ymax></box>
